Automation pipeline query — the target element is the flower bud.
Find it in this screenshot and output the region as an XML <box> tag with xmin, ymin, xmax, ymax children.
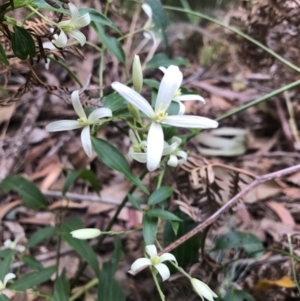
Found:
<box><xmin>127</xmin><ymin>103</ymin><xmax>141</xmax><ymax>121</ymax></box>
<box><xmin>132</xmin><ymin>55</ymin><xmax>143</xmax><ymax>93</ymax></box>
<box><xmin>190</xmin><ymin>278</ymin><xmax>217</xmax><ymax>301</ymax></box>
<box><xmin>70</xmin><ymin>228</ymin><xmax>101</xmax><ymax>240</ymax></box>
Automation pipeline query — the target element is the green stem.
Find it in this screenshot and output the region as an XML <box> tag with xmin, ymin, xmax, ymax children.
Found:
<box><xmin>151</xmin><ymin>268</ymin><xmax>165</xmax><ymax>301</ymax></box>
<box><xmin>188</xmin><ymin>78</ymin><xmax>300</xmax><ymax>140</ymax></box>
<box><xmin>287</xmin><ymin>235</ymin><xmax>300</xmax><ymax>294</ymax></box>
<box><xmin>156</xmin><ymin>167</ymin><xmax>165</xmax><ymax>190</ymax></box>
<box><xmin>27</xmin><ymin>5</ymin><xmax>57</xmax><ymax>27</ymax></box>
<box><xmin>49</xmin><ymin>57</ymin><xmax>83</xmax><ymax>87</ymax></box>
<box><xmin>69</xmin><ymin>277</ymin><xmax>98</xmax><ymax>301</ymax></box>
<box><xmin>163</xmin><ymin>6</ymin><xmax>300</xmax><ymax>74</ymax></box>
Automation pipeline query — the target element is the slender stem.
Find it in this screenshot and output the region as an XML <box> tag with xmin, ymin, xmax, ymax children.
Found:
<box><xmin>156</xmin><ymin>167</ymin><xmax>165</xmax><ymax>190</ymax></box>
<box><xmin>69</xmin><ymin>277</ymin><xmax>98</xmax><ymax>301</ymax></box>
<box><xmin>163</xmin><ymin>6</ymin><xmax>300</xmax><ymax>74</ymax></box>
<box><xmin>287</xmin><ymin>235</ymin><xmax>300</xmax><ymax>293</ymax></box>
<box><xmin>99</xmin><ymin>47</ymin><xmax>106</xmax><ymax>98</ymax></box>
<box><xmin>27</xmin><ymin>5</ymin><xmax>57</xmax><ymax>27</ymax></box>
<box><xmin>151</xmin><ymin>268</ymin><xmax>165</xmax><ymax>301</ymax></box>
<box><xmin>49</xmin><ymin>57</ymin><xmax>83</xmax><ymax>87</ymax></box>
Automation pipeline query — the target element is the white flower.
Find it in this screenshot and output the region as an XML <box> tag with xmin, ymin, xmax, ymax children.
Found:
<box><xmin>43</xmin><ymin>28</ymin><xmax>58</xmax><ymax>69</ymax></box>
<box><xmin>141</xmin><ymin>3</ymin><xmax>156</xmax><ymax>45</ymax></box>
<box><xmin>163</xmin><ymin>136</ymin><xmax>187</xmax><ymax>167</ymax></box>
<box><xmin>46</xmin><ymin>90</ymin><xmax>112</xmax><ymax>157</ymax></box>
<box><xmin>0</xmin><ymin>273</ymin><xmax>16</xmax><ymax>292</ymax></box>
<box><xmin>111</xmin><ymin>65</ymin><xmax>218</xmax><ymax>171</ymax></box>
<box><xmin>70</xmin><ymin>228</ymin><xmax>101</xmax><ymax>240</ymax></box>
<box><xmin>159</xmin><ymin>66</ymin><xmax>205</xmax><ymax>115</ymax></box>
<box><xmin>0</xmin><ymin>233</ymin><xmax>25</xmax><ymax>253</ymax></box>
<box><xmin>52</xmin><ymin>3</ymin><xmax>91</xmax><ymax>48</ymax></box>
<box><xmin>190</xmin><ymin>278</ymin><xmax>218</xmax><ymax>301</ymax></box>
<box><xmin>129</xmin><ymin>245</ymin><xmax>177</xmax><ymax>281</ymax></box>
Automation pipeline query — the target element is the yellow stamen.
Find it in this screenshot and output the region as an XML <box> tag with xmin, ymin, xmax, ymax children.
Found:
<box><xmin>151</xmin><ymin>255</ymin><xmax>161</xmax><ymax>265</ymax></box>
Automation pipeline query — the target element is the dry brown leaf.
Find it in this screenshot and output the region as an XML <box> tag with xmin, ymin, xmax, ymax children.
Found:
<box><xmin>266</xmin><ymin>201</ymin><xmax>295</xmax><ymax>226</ymax></box>
<box><xmin>40</xmin><ymin>163</ymin><xmax>62</xmax><ymax>190</ymax></box>
<box><xmin>86</xmin><ymin>202</ymin><xmax>114</xmax><ymax>215</ymax></box>
<box><xmin>174</xmin><ymin>200</ymin><xmax>197</xmax><ymax>221</ymax></box>
<box><xmin>3</xmin><ymin>221</ymin><xmax>24</xmax><ymax>236</ymax></box>
<box><xmin>18</xmin><ymin>212</ymin><xmax>55</xmax><ymax>226</ymax></box>
<box><xmin>48</xmin><ymin>199</ymin><xmax>88</xmax><ymax>210</ymax></box>
<box><xmin>0</xmin><ymin>200</ymin><xmax>22</xmax><ymax>220</ymax></box>
<box><xmin>254</xmin><ymin>276</ymin><xmax>296</xmax><ymax>292</ymax></box>
<box><xmin>0</xmin><ymin>103</ymin><xmax>16</xmax><ymax>123</ymax></box>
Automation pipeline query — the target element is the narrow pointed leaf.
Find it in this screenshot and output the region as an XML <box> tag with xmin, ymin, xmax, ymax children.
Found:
<box><xmin>0</xmin><ymin>176</ymin><xmax>47</xmax><ymax>209</ymax></box>
<box><xmin>0</xmin><ymin>253</ymin><xmax>14</xmax><ymax>281</ymax></box>
<box><xmin>92</xmin><ymin>137</ymin><xmax>148</xmax><ymax>194</ymax></box>
<box><xmin>26</xmin><ymin>226</ymin><xmax>56</xmax><ymax>248</ymax></box>
<box><xmin>148</xmin><ymin>186</ymin><xmax>173</xmax><ymax>205</ymax></box>
<box><xmin>12</xmin><ymin>26</ymin><xmax>36</xmax><ymax>59</ymax></box>
<box><xmin>0</xmin><ymin>44</ymin><xmax>9</xmax><ymax>65</ymax></box>
<box><xmin>143</xmin><ymin>214</ymin><xmax>158</xmax><ymax>245</ymax></box>
<box><xmin>51</xmin><ymin>269</ymin><xmax>70</xmax><ymax>301</ymax></box>
<box><xmin>147</xmin><ymin>209</ymin><xmax>182</xmax><ymax>221</ymax></box>
<box><xmin>22</xmin><ymin>255</ymin><xmax>44</xmax><ymax>270</ymax></box>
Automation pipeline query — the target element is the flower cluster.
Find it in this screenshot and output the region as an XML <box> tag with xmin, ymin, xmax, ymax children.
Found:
<box><xmin>0</xmin><ymin>273</ymin><xmax>15</xmax><ymax>293</ymax></box>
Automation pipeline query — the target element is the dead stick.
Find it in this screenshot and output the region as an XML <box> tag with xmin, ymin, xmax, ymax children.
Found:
<box><xmin>159</xmin><ymin>163</ymin><xmax>300</xmax><ymax>255</ymax></box>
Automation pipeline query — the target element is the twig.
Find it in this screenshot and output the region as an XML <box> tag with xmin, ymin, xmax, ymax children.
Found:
<box><xmin>159</xmin><ymin>164</ymin><xmax>300</xmax><ymax>255</ymax></box>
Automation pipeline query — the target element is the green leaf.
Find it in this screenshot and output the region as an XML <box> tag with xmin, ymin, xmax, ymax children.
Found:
<box><xmin>11</xmin><ymin>26</ymin><xmax>36</xmax><ymax>60</ymax></box>
<box><xmin>146</xmin><ymin>0</ymin><xmax>169</xmax><ymax>44</ymax></box>
<box><xmin>146</xmin><ymin>53</ymin><xmax>188</xmax><ymax>69</ymax></box>
<box><xmin>0</xmin><ymin>44</ymin><xmax>9</xmax><ymax>65</ymax></box>
<box><xmin>0</xmin><ymin>253</ymin><xmax>14</xmax><ymax>281</ymax></box>
<box><xmin>164</xmin><ymin>210</ymin><xmax>201</xmax><ymax>267</ymax></box>
<box><xmin>213</xmin><ymin>231</ymin><xmax>264</xmax><ymax>258</ymax></box>
<box><xmin>79</xmin><ymin>8</ymin><xmax>121</xmax><ymax>34</ymax></box>
<box><xmin>224</xmin><ymin>289</ymin><xmax>255</xmax><ymax>301</ymax></box>
<box><xmin>26</xmin><ymin>226</ymin><xmax>56</xmax><ymax>248</ymax></box>
<box><xmin>0</xmin><ymin>249</ymin><xmax>14</xmax><ymax>259</ymax></box>
<box><xmin>92</xmin><ymin>22</ymin><xmax>125</xmax><ymax>64</ymax></box>
<box><xmin>147</xmin><ymin>209</ymin><xmax>182</xmax><ymax>222</ymax></box>
<box><xmin>60</xmin><ymin>218</ymin><xmax>100</xmax><ymax>276</ymax></box>
<box><xmin>51</xmin><ymin>269</ymin><xmax>70</xmax><ymax>301</ymax></box>
<box><xmin>92</xmin><ymin>137</ymin><xmax>148</xmax><ymax>194</ymax></box>
<box><xmin>148</xmin><ymin>186</ymin><xmax>173</xmax><ymax>206</ymax></box>
<box><xmin>10</xmin><ymin>266</ymin><xmax>56</xmax><ymax>290</ymax></box>
<box><xmin>143</xmin><ymin>79</ymin><xmax>159</xmax><ymax>89</ymax></box>
<box><xmin>22</xmin><ymin>255</ymin><xmax>44</xmax><ymax>270</ymax></box>
<box><xmin>0</xmin><ymin>176</ymin><xmax>47</xmax><ymax>209</ymax></box>
<box><xmin>143</xmin><ymin>214</ymin><xmax>158</xmax><ymax>245</ymax></box>
<box><xmin>102</xmin><ymin>93</ymin><xmax>127</xmax><ymax>112</ymax></box>
<box><xmin>31</xmin><ymin>0</ymin><xmax>67</xmax><ymax>13</ymax></box>
<box><xmin>63</xmin><ymin>169</ymin><xmax>100</xmax><ymax>195</ymax></box>
<box><xmin>97</xmin><ymin>237</ymin><xmax>126</xmax><ymax>301</ymax></box>
<box><xmin>127</xmin><ymin>194</ymin><xmax>142</xmax><ymax>210</ymax></box>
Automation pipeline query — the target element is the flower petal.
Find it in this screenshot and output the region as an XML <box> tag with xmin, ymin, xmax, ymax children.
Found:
<box><xmin>68</xmin><ymin>3</ymin><xmax>79</xmax><ymax>20</ymax></box>
<box><xmin>130</xmin><ymin>258</ymin><xmax>152</xmax><ymax>273</ymax></box>
<box><xmin>159</xmin><ymin>252</ymin><xmax>177</xmax><ymax>264</ymax></box>
<box><xmin>111</xmin><ymin>82</ymin><xmax>154</xmax><ymax>118</ymax></box>
<box><xmin>68</xmin><ymin>29</ymin><xmax>86</xmax><ymax>46</ymax></box>
<box><xmin>167</xmin><ymin>155</ymin><xmax>178</xmax><ymax>167</ymax></box>
<box><xmin>88</xmin><ymin>108</ymin><xmax>112</xmax><ymax>124</ymax></box>
<box><xmin>46</xmin><ymin>120</ymin><xmax>83</xmax><ymax>131</ymax></box>
<box><xmin>71</xmin><ymin>90</ymin><xmax>86</xmax><ymax>118</ymax></box>
<box><xmin>130</xmin><ymin>151</ymin><xmax>147</xmax><ymax>163</ymax></box>
<box><xmin>176</xmin><ymin>150</ymin><xmax>188</xmax><ymax>164</ymax></box>
<box><xmin>146</xmin><ymin>122</ymin><xmax>164</xmax><ymax>171</ymax></box>
<box><xmin>159</xmin><ymin>66</ymin><xmax>167</xmax><ymax>73</ymax></box>
<box><xmin>176</xmin><ymin>94</ymin><xmax>205</xmax><ymax>103</ymax></box>
<box><xmin>177</xmin><ymin>101</ymin><xmax>186</xmax><ymax>115</ymax></box>
<box><xmin>155</xmin><ymin>65</ymin><xmax>183</xmax><ymax>112</ymax></box>
<box><xmin>43</xmin><ymin>41</ymin><xmax>55</xmax><ymax>50</ymax></box>
<box><xmin>72</xmin><ymin>13</ymin><xmax>91</xmax><ymax>28</ymax></box>
<box><xmin>15</xmin><ymin>245</ymin><xmax>26</xmax><ymax>253</ymax></box>
<box><xmin>52</xmin><ymin>30</ymin><xmax>67</xmax><ymax>48</ymax></box>
<box><xmin>154</xmin><ymin>263</ymin><xmax>170</xmax><ymax>281</ymax></box>
<box><xmin>162</xmin><ymin>141</ymin><xmax>178</xmax><ymax>156</ymax></box>
<box><xmin>164</xmin><ymin>115</ymin><xmax>218</xmax><ymax>129</ymax></box>
<box><xmin>145</xmin><ymin>245</ymin><xmax>157</xmax><ymax>257</ymax></box>
<box><xmin>81</xmin><ymin>126</ymin><xmax>92</xmax><ymax>157</ymax></box>
<box><xmin>191</xmin><ymin>278</ymin><xmax>217</xmax><ymax>301</ymax></box>
<box><xmin>142</xmin><ymin>3</ymin><xmax>153</xmax><ymax>20</ymax></box>
<box><xmin>3</xmin><ymin>273</ymin><xmax>16</xmax><ymax>287</ymax></box>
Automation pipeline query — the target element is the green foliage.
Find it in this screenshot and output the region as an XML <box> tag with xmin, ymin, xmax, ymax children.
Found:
<box><xmin>0</xmin><ymin>249</ymin><xmax>14</xmax><ymax>259</ymax></box>
<box><xmin>97</xmin><ymin>237</ymin><xmax>126</xmax><ymax>301</ymax></box>
<box><xmin>127</xmin><ymin>194</ymin><xmax>142</xmax><ymax>210</ymax></box>
<box><xmin>92</xmin><ymin>22</ymin><xmax>125</xmax><ymax>64</ymax></box>
<box><xmin>0</xmin><ymin>253</ymin><xmax>14</xmax><ymax>281</ymax></box>
<box><xmin>63</xmin><ymin>169</ymin><xmax>100</xmax><ymax>195</ymax></box>
<box><xmin>0</xmin><ymin>44</ymin><xmax>9</xmax><ymax>65</ymax></box>
<box><xmin>147</xmin><ymin>209</ymin><xmax>182</xmax><ymax>221</ymax></box>
<box><xmin>10</xmin><ymin>266</ymin><xmax>56</xmax><ymax>290</ymax></box>
<box><xmin>0</xmin><ymin>176</ymin><xmax>47</xmax><ymax>209</ymax></box>
<box><xmin>92</xmin><ymin>137</ymin><xmax>148</xmax><ymax>194</ymax></box>
<box><xmin>11</xmin><ymin>26</ymin><xmax>36</xmax><ymax>59</ymax></box>
<box><xmin>212</xmin><ymin>231</ymin><xmax>264</xmax><ymax>258</ymax></box>
<box><xmin>148</xmin><ymin>186</ymin><xmax>173</xmax><ymax>206</ymax></box>
<box><xmin>143</xmin><ymin>214</ymin><xmax>158</xmax><ymax>245</ymax></box>
<box><xmin>51</xmin><ymin>270</ymin><xmax>70</xmax><ymax>301</ymax></box>
<box><xmin>146</xmin><ymin>0</ymin><xmax>170</xmax><ymax>44</ymax></box>
<box><xmin>26</xmin><ymin>226</ymin><xmax>56</xmax><ymax>248</ymax></box>
<box><xmin>164</xmin><ymin>210</ymin><xmax>201</xmax><ymax>267</ymax></box>
<box><xmin>21</xmin><ymin>255</ymin><xmax>44</xmax><ymax>270</ymax></box>
<box><xmin>0</xmin><ymin>295</ymin><xmax>10</xmax><ymax>301</ymax></box>
<box><xmin>146</xmin><ymin>53</ymin><xmax>188</xmax><ymax>69</ymax></box>
<box><xmin>102</xmin><ymin>93</ymin><xmax>127</xmax><ymax>112</ymax></box>
<box><xmin>60</xmin><ymin>218</ymin><xmax>100</xmax><ymax>276</ymax></box>
<box><xmin>224</xmin><ymin>289</ymin><xmax>255</xmax><ymax>301</ymax></box>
